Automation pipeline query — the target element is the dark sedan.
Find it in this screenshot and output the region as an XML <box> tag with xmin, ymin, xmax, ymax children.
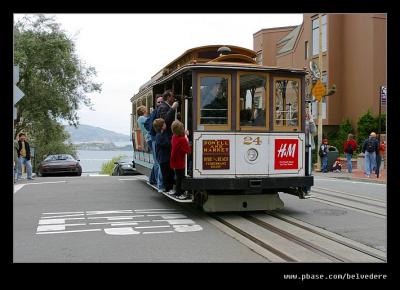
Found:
<box><xmin>37</xmin><ymin>154</ymin><xmax>82</xmax><ymax>177</ymax></box>
<box><xmin>112</xmin><ymin>156</ymin><xmax>139</xmax><ymax>176</ymax></box>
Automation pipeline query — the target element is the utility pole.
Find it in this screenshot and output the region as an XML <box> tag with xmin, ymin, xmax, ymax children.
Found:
<box><xmin>316</xmin><ymin>14</ymin><xmax>323</xmax><ymax>171</ymax></box>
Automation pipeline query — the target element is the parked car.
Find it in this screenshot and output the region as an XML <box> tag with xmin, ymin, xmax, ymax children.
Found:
<box><xmin>37</xmin><ymin>154</ymin><xmax>82</xmax><ymax>177</ymax></box>
<box><xmin>112</xmin><ymin>156</ymin><xmax>139</xmax><ymax>176</ymax></box>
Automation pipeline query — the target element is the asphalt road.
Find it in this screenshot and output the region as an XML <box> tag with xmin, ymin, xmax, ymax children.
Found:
<box><xmin>13</xmin><ymin>176</ymin><xmax>267</xmax><ymax>262</ymax></box>
<box><xmin>278</xmin><ymin>176</ymin><xmax>387</xmax><ymax>252</ymax></box>
<box><xmin>13</xmin><ymin>174</ymin><xmax>387</xmax><ymax>262</ymax></box>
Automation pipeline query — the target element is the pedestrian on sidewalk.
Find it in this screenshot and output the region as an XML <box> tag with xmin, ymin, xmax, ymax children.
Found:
<box><xmin>375</xmin><ymin>137</ymin><xmax>385</xmax><ymax>178</ymax></box>
<box><xmin>362</xmin><ymin>132</ymin><xmax>379</xmax><ymax>178</ymax></box>
<box><xmin>343</xmin><ymin>133</ymin><xmax>357</xmax><ymax>173</ymax></box>
<box><xmin>319</xmin><ymin>138</ymin><xmax>329</xmax><ymax>173</ymax></box>
<box><xmin>16</xmin><ymin>133</ymin><xmax>34</xmax><ymax>181</ymax></box>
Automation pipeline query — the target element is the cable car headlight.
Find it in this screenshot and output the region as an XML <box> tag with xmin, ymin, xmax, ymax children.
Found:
<box><xmin>247</xmin><ymin>148</ymin><xmax>258</xmax><ymax>162</ymax></box>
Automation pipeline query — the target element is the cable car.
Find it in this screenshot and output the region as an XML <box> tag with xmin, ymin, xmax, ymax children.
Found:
<box><xmin>131</xmin><ymin>45</ymin><xmax>313</xmax><ymax>212</ymax></box>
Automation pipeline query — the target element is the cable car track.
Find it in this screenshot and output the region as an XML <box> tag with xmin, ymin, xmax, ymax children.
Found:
<box><xmin>309</xmin><ymin>188</ymin><xmax>386</xmax><ymax>218</ymax></box>
<box><xmin>207</xmin><ymin>211</ymin><xmax>386</xmax><ymax>262</ymax></box>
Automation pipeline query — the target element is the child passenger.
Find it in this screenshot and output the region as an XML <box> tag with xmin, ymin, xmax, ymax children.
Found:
<box><xmin>170</xmin><ymin>120</ymin><xmax>191</xmax><ymax>200</ymax></box>
<box><xmin>153</xmin><ymin>118</ymin><xmax>175</xmax><ymax>194</ymax></box>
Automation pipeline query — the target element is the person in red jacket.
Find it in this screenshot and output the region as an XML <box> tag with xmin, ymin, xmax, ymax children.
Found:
<box><xmin>343</xmin><ymin>133</ymin><xmax>357</xmax><ymax>173</ymax></box>
<box><xmin>170</xmin><ymin>120</ymin><xmax>191</xmax><ymax>200</ymax></box>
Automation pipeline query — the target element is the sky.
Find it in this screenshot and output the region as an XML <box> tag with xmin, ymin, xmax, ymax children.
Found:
<box><xmin>14</xmin><ymin>13</ymin><xmax>303</xmax><ymax>135</ymax></box>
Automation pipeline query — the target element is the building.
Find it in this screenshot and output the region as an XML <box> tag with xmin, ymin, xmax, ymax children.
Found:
<box><xmin>253</xmin><ymin>14</ymin><xmax>387</xmax><ymax>134</ymax></box>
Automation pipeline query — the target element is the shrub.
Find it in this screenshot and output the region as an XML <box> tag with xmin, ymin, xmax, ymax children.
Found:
<box><xmin>356</xmin><ymin>110</ymin><xmax>386</xmax><ymax>151</ymax></box>
<box><xmin>100</xmin><ymin>155</ymin><xmax>124</xmax><ymax>175</ymax></box>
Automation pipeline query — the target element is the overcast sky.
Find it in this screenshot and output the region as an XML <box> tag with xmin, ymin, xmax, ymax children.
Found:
<box><xmin>15</xmin><ymin>13</ymin><xmax>303</xmax><ymax>135</ymax></box>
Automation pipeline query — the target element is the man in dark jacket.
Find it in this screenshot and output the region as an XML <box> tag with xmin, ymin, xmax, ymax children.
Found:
<box><xmin>16</xmin><ymin>133</ymin><xmax>34</xmax><ymax>180</ymax></box>
<box><xmin>156</xmin><ymin>90</ymin><xmax>179</xmax><ymax>138</ymax></box>
<box><xmin>362</xmin><ymin>132</ymin><xmax>379</xmax><ymax>177</ymax></box>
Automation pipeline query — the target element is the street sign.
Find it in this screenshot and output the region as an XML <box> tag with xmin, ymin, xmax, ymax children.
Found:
<box><xmin>312</xmin><ymin>79</ymin><xmax>326</xmax><ymax>102</ymax></box>
<box><xmin>14</xmin><ymin>65</ymin><xmax>25</xmax><ymax>120</ymax></box>
<box><xmin>380</xmin><ymin>86</ymin><xmax>387</xmax><ymax>105</ymax></box>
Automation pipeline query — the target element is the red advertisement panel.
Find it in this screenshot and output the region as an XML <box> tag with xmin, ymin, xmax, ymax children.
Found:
<box><xmin>274</xmin><ymin>139</ymin><xmax>299</xmax><ymax>170</ymax></box>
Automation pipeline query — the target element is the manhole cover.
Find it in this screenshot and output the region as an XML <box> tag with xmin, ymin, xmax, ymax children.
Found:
<box><xmin>312</xmin><ymin>208</ymin><xmax>347</xmax><ymax>216</ymax></box>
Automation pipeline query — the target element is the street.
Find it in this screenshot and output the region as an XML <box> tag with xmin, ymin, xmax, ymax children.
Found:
<box><xmin>13</xmin><ymin>175</ymin><xmax>386</xmax><ymax>262</ymax></box>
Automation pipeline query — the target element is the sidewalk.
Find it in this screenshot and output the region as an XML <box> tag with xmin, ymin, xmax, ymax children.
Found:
<box><xmin>14</xmin><ymin>172</ymin><xmax>37</xmax><ymax>183</ymax></box>
<box><xmin>313</xmin><ymin>168</ymin><xmax>386</xmax><ymax>184</ymax></box>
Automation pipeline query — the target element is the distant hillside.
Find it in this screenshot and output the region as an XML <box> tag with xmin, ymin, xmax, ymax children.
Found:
<box><xmin>65</xmin><ymin>124</ymin><xmax>130</xmax><ymax>143</ymax></box>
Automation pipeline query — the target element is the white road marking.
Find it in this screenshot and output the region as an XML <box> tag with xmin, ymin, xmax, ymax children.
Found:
<box><xmin>142</xmin><ymin>231</ymin><xmax>174</xmax><ymax>234</ymax></box>
<box><xmin>134</xmin><ymin>209</ymin><xmax>177</xmax><ymax>212</ymax></box>
<box><xmin>88</xmin><ymin>174</ymin><xmax>109</xmax><ymax>177</ymax></box>
<box><xmin>154</xmin><ymin>219</ymin><xmax>195</xmax><ymax>225</ymax></box>
<box><xmin>89</xmin><ymin>222</ymin><xmax>139</xmax><ymax>226</ymax></box>
<box><xmin>41</xmin><ymin>213</ymin><xmax>84</xmax><ymax>219</ymax></box>
<box><xmin>37</xmin><ymin>229</ymin><xmax>102</xmax><ymax>235</ymax></box>
<box><xmin>173</xmin><ymin>224</ymin><xmax>203</xmax><ymax>232</ymax></box>
<box><xmin>26</xmin><ymin>181</ymin><xmax>67</xmax><ymax>185</ymax></box>
<box><xmin>134</xmin><ymin>225</ymin><xmax>170</xmax><ymax>229</ymax></box>
<box><xmin>314</xmin><ymin>177</ymin><xmax>385</xmax><ymax>186</ymax></box>
<box><xmin>87</xmin><ymin>215</ymin><xmax>146</xmax><ymax>220</ymax></box>
<box><xmin>14</xmin><ymin>184</ymin><xmax>25</xmax><ymax>193</ymax></box>
<box><xmin>36</xmin><ymin>209</ymin><xmax>203</xmax><ymax>236</ymax></box>
<box><xmin>147</xmin><ymin>214</ymin><xmax>187</xmax><ymax>219</ymax></box>
<box><xmin>43</xmin><ymin>211</ymin><xmax>84</xmax><ymax>215</ymax></box>
<box><xmin>86</xmin><ymin>210</ymin><xmax>133</xmax><ymax>215</ymax></box>
<box><xmin>104</xmin><ymin>227</ymin><xmax>140</xmax><ymax>235</ymax></box>
<box><xmin>37</xmin><ymin>223</ymin><xmax>86</xmax><ymax>231</ymax></box>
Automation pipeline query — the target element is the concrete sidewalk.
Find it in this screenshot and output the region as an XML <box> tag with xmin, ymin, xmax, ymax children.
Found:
<box><xmin>313</xmin><ymin>168</ymin><xmax>386</xmax><ymax>184</ymax></box>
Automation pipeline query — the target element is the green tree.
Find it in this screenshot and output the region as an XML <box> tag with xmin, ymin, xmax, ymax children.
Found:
<box><xmin>336</xmin><ymin>118</ymin><xmax>354</xmax><ymax>154</ymax></box>
<box><xmin>356</xmin><ymin>110</ymin><xmax>378</xmax><ymax>150</ymax></box>
<box><xmin>14</xmin><ymin>15</ymin><xmax>101</xmax><ymax>166</ymax></box>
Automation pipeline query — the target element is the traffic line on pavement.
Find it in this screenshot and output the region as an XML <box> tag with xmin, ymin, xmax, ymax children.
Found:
<box><xmin>37</xmin><ymin>229</ymin><xmax>102</xmax><ymax>235</ymax></box>
<box><xmin>314</xmin><ymin>177</ymin><xmax>385</xmax><ymax>186</ymax></box>
<box><xmin>27</xmin><ymin>181</ymin><xmax>67</xmax><ymax>185</ymax></box>
<box><xmin>14</xmin><ymin>184</ymin><xmax>25</xmax><ymax>193</ymax></box>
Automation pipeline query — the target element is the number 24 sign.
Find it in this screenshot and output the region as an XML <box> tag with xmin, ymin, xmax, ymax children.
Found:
<box><xmin>243</xmin><ymin>136</ymin><xmax>262</xmax><ymax>145</ymax></box>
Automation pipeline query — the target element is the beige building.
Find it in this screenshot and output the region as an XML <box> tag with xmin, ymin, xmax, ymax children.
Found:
<box><xmin>253</xmin><ymin>13</ymin><xmax>387</xmax><ymax>133</ymax></box>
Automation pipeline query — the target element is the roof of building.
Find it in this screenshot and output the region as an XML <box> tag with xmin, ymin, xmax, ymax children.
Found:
<box><xmin>277</xmin><ymin>24</ymin><xmax>302</xmax><ymax>55</ymax></box>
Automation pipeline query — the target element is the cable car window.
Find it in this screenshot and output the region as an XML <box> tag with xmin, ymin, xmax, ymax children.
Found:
<box><xmin>239</xmin><ymin>74</ymin><xmax>267</xmax><ymax>129</ymax></box>
<box><xmin>199</xmin><ymin>76</ymin><xmax>228</xmax><ymax>125</ymax></box>
<box><xmin>274</xmin><ymin>78</ymin><xmax>300</xmax><ymax>130</ymax></box>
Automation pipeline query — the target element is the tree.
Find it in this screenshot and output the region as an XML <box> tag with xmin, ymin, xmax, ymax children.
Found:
<box><xmin>336</xmin><ymin>118</ymin><xmax>354</xmax><ymax>153</ymax></box>
<box><xmin>14</xmin><ymin>15</ymin><xmax>101</xmax><ymax>166</ymax></box>
<box><xmin>356</xmin><ymin>110</ymin><xmax>377</xmax><ymax>150</ymax></box>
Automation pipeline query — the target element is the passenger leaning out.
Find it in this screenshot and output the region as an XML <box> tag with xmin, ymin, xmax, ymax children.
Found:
<box><xmin>170</xmin><ymin>120</ymin><xmax>191</xmax><ymax>200</ymax></box>
<box><xmin>153</xmin><ymin>118</ymin><xmax>175</xmax><ymax>194</ymax></box>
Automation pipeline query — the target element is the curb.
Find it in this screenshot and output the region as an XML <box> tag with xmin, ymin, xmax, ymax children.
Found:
<box><xmin>313</xmin><ymin>173</ymin><xmax>386</xmax><ymax>184</ymax></box>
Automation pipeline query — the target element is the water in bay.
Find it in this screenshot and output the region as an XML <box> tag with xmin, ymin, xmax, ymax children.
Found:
<box><xmin>77</xmin><ymin>150</ymin><xmax>134</xmax><ymax>173</ymax></box>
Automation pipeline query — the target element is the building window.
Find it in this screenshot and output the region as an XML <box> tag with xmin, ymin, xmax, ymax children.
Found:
<box><xmin>312</xmin><ymin>15</ymin><xmax>327</xmax><ymax>55</ymax></box>
<box><xmin>305</xmin><ymin>41</ymin><xmax>309</xmax><ymax>59</ymax></box>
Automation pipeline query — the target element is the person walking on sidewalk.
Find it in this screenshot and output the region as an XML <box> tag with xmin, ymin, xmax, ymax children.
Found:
<box><xmin>362</xmin><ymin>132</ymin><xmax>379</xmax><ymax>178</ymax></box>
<box><xmin>319</xmin><ymin>138</ymin><xmax>329</xmax><ymax>173</ymax></box>
<box><xmin>375</xmin><ymin>138</ymin><xmax>385</xmax><ymax>178</ymax></box>
<box><xmin>343</xmin><ymin>133</ymin><xmax>357</xmax><ymax>173</ymax></box>
<box><xmin>16</xmin><ymin>133</ymin><xmax>34</xmax><ymax>181</ymax></box>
